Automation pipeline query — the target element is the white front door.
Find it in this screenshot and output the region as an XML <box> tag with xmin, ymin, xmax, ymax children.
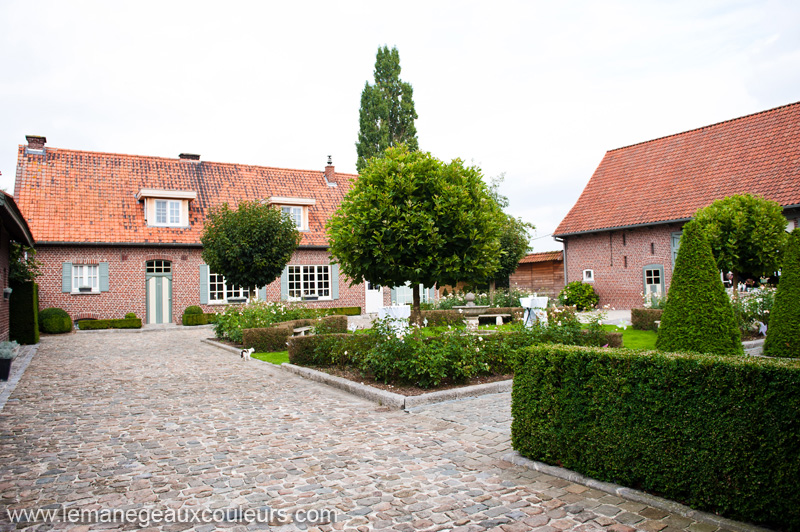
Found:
<box><xmin>365</xmin><ymin>281</ymin><xmax>383</xmax><ymax>313</ymax></box>
<box><xmin>146</xmin><ymin>260</ymin><xmax>173</xmax><ymax>324</ymax></box>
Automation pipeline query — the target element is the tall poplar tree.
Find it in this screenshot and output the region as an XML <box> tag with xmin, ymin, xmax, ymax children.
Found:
<box><xmin>356</xmin><ymin>46</ymin><xmax>419</xmax><ymax>172</ymax></box>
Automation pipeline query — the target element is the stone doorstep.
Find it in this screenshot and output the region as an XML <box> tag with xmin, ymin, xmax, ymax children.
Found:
<box><xmin>201</xmin><ymin>338</ymin><xmax>512</xmax><ymax>410</ymax></box>
<box><xmin>502</xmin><ymin>452</ymin><xmax>773</xmax><ymax>532</ymax></box>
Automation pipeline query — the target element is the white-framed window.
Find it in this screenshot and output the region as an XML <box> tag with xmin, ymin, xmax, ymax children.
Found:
<box><xmin>281</xmin><ymin>206</ymin><xmax>304</xmax><ymax>229</ymax></box>
<box><xmin>208</xmin><ymin>271</ymin><xmax>249</xmax><ymax>303</ymax></box>
<box><xmin>583</xmin><ymin>269</ymin><xmax>594</xmax><ymax>282</ymax></box>
<box><xmin>154</xmin><ymin>199</ymin><xmax>183</xmax><ymax>226</ymax></box>
<box><xmin>73</xmin><ymin>264</ymin><xmax>99</xmax><ymax>293</ymax></box>
<box><xmin>287</xmin><ymin>265</ymin><xmax>330</xmax><ymax>300</ymax></box>
<box><xmin>392</xmin><ymin>283</ymin><xmax>436</xmax><ymax>305</ymax></box>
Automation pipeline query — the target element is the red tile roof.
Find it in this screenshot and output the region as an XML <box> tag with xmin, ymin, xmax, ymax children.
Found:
<box><xmin>14</xmin><ymin>145</ymin><xmax>356</xmax><ymax>246</ymax></box>
<box><xmin>519</xmin><ymin>251</ymin><xmax>563</xmax><ymax>264</ymax></box>
<box><xmin>555</xmin><ymin>101</ymin><xmax>800</xmax><ymax>236</ymax></box>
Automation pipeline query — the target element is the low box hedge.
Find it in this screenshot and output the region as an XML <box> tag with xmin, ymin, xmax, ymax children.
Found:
<box><xmin>512</xmin><ymin>344</ymin><xmax>800</xmax><ymax>530</ymax></box>
<box><xmin>288</xmin><ymin>333</ymin><xmax>377</xmax><ymax>366</ymax></box>
<box><xmin>9</xmin><ymin>281</ymin><xmax>39</xmax><ymax>344</ymax></box>
<box><xmin>631</xmin><ymin>308</ymin><xmax>663</xmax><ymax>330</ymax></box>
<box><xmin>420</xmin><ymin>310</ymin><xmax>466</xmax><ymax>327</ymax></box>
<box><xmin>182</xmin><ymin>312</ymin><xmax>218</xmax><ymax>326</ymax></box>
<box><xmin>324</xmin><ymin>306</ymin><xmax>361</xmax><ymax>316</ymax></box>
<box><xmin>78</xmin><ymin>318</ymin><xmax>143</xmax><ymax>330</ymax></box>
<box><xmin>243</xmin><ymin>327</ymin><xmax>291</xmax><ymax>352</ymax></box>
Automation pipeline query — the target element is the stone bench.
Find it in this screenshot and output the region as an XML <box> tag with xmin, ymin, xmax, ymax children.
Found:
<box><xmin>478</xmin><ymin>314</ymin><xmax>511</xmax><ymax>326</ymax></box>
<box><xmin>293</xmin><ymin>326</ymin><xmax>313</xmax><ymax>336</ymax></box>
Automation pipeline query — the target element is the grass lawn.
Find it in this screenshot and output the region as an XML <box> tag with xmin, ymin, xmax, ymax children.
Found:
<box><xmin>600</xmin><ymin>324</ymin><xmax>657</xmax><ymax>350</ymax></box>
<box><xmin>252</xmin><ymin>351</ymin><xmax>289</xmax><ymax>364</ymax></box>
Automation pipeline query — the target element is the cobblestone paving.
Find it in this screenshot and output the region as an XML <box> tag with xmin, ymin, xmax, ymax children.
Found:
<box><xmin>0</xmin><ymin>328</ymin><xmax>732</xmax><ymax>531</ymax></box>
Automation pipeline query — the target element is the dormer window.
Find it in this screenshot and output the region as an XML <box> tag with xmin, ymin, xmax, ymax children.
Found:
<box><xmin>136</xmin><ymin>189</ymin><xmax>197</xmax><ymax>228</ymax></box>
<box><xmin>268</xmin><ymin>196</ymin><xmax>315</xmax><ymax>232</ymax></box>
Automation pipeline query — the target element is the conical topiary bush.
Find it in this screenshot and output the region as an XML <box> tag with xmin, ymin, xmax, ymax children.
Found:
<box><xmin>763</xmin><ymin>228</ymin><xmax>800</xmax><ymax>358</ymax></box>
<box><xmin>656</xmin><ymin>220</ymin><xmax>743</xmax><ymax>355</ymax></box>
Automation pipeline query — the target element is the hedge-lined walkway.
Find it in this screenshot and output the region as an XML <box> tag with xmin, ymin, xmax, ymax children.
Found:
<box><xmin>0</xmin><ymin>328</ymin><xmax>736</xmax><ymax>531</ymax></box>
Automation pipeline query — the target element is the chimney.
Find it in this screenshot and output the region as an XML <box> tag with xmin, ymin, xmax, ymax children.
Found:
<box><xmin>25</xmin><ymin>135</ymin><xmax>46</xmax><ymax>151</ymax></box>
<box><xmin>324</xmin><ymin>155</ymin><xmax>337</xmax><ymax>187</ymax></box>
<box><xmin>179</xmin><ymin>153</ymin><xmax>200</xmax><ymax>161</ymax></box>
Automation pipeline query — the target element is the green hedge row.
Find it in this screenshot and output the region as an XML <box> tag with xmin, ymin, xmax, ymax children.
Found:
<box><xmin>288</xmin><ymin>333</ymin><xmax>377</xmax><ymax>366</ymax></box>
<box><xmin>243</xmin><ymin>315</ymin><xmax>349</xmax><ymax>353</ymax></box>
<box><xmin>182</xmin><ymin>313</ymin><xmax>218</xmax><ymax>326</ymax></box>
<box><xmin>511</xmin><ymin>344</ymin><xmax>800</xmax><ymax>530</ymax></box>
<box><xmin>631</xmin><ymin>308</ymin><xmax>663</xmax><ymax>331</ymax></box>
<box><xmin>323</xmin><ymin>306</ymin><xmax>361</xmax><ymax>316</ymax></box>
<box><xmin>9</xmin><ymin>281</ymin><xmax>39</xmax><ymax>344</ymax></box>
<box><xmin>77</xmin><ymin>318</ymin><xmax>143</xmax><ymax>330</ymax></box>
<box><xmin>420</xmin><ymin>310</ymin><xmax>466</xmax><ymax>327</ymax></box>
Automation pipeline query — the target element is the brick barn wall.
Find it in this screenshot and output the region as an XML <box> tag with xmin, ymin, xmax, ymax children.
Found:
<box><xmin>563</xmin><ymin>223</ymin><xmax>684</xmax><ymax>309</ymax></box>
<box><xmin>34</xmin><ymin>245</ymin><xmax>367</xmax><ymax>323</ymax></box>
<box><xmin>509</xmin><ymin>260</ymin><xmax>564</xmax><ymax>297</ymax></box>
<box><xmin>0</xmin><ymin>226</ymin><xmax>10</xmax><ymax>342</ymax></box>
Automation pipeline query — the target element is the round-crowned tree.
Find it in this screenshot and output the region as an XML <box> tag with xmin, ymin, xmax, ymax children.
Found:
<box><xmin>763</xmin><ymin>228</ymin><xmax>800</xmax><ymax>358</ymax></box>
<box><xmin>201</xmin><ymin>201</ymin><xmax>301</xmax><ymax>298</ymax></box>
<box><xmin>656</xmin><ymin>220</ymin><xmax>743</xmax><ymax>355</ymax></box>
<box><xmin>328</xmin><ymin>145</ymin><xmax>504</xmax><ymax>319</ymax></box>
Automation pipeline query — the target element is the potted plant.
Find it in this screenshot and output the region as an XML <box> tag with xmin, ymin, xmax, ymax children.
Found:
<box><xmin>0</xmin><ymin>341</ymin><xmax>19</xmax><ymax>381</ymax></box>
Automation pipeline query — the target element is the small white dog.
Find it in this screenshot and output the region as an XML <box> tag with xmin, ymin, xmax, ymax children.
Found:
<box><xmin>240</xmin><ymin>347</ymin><xmax>254</xmax><ymax>361</ymax></box>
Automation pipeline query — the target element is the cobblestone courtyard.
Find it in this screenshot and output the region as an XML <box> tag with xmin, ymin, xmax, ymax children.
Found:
<box><xmin>0</xmin><ymin>328</ymin><xmax>735</xmax><ymax>531</ymax></box>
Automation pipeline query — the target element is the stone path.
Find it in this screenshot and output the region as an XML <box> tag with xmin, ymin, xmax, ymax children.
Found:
<box><xmin>0</xmin><ymin>328</ymin><xmax>741</xmax><ymax>531</ymax></box>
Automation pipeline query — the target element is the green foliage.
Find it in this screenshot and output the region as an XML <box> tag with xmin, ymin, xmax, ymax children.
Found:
<box><xmin>183</xmin><ymin>305</ymin><xmax>203</xmax><ymax>315</ymax></box>
<box><xmin>764</xmin><ymin>229</ymin><xmax>800</xmax><ymax>357</ymax></box>
<box><xmin>38</xmin><ymin>308</ymin><xmax>72</xmax><ymax>334</ymax></box>
<box><xmin>201</xmin><ymin>200</ymin><xmax>301</xmax><ymax>294</ymax></box>
<box><xmin>631</xmin><ymin>308</ymin><xmax>663</xmax><ymax>331</ymax></box>
<box><xmin>124</xmin><ymin>312</ymin><xmax>137</xmax><ymax>319</ymax></box>
<box><xmin>313</xmin><ymin>315</ymin><xmax>348</xmax><ymax>335</ymax></box>
<box><xmin>419</xmin><ymin>310</ymin><xmax>467</xmax><ymax>327</ymax></box>
<box><xmin>435</xmin><ymin>288</ymin><xmax>531</xmax><ymax>309</ymax></box>
<box><xmin>213</xmin><ymin>301</ymin><xmax>323</xmax><ymax>344</ymax></box>
<box><xmin>656</xmin><ymin>221</ymin><xmax>743</xmax><ymax>355</ymax></box>
<box><xmin>322</xmin><ymin>306</ymin><xmax>361</xmax><ymax>316</ymax></box>
<box><xmin>356</xmin><ymin>46</ymin><xmax>419</xmax><ymax>172</ymax></box>
<box><xmin>0</xmin><ymin>341</ymin><xmax>19</xmax><ymax>359</ymax></box>
<box><xmin>8</xmin><ymin>243</ymin><xmax>41</xmax><ymax>284</ymax></box>
<box><xmin>77</xmin><ymin>318</ymin><xmax>142</xmax><ymax>330</ymax></box>
<box><xmin>329</xmin><ymin>145</ymin><xmax>504</xmax><ymax>314</ymax></box>
<box><xmin>732</xmin><ymin>287</ymin><xmax>776</xmax><ymax>336</ymax></box>
<box><xmin>243</xmin><ymin>326</ymin><xmax>291</xmax><ymax>353</ymax></box>
<box><xmin>694</xmin><ymin>194</ymin><xmax>788</xmax><ymax>287</ymax></box>
<box><xmin>601</xmin><ymin>325</ymin><xmax>656</xmax><ymax>350</ymax></box>
<box><xmin>252</xmin><ymin>351</ymin><xmax>289</xmax><ymax>365</ymax></box>
<box><xmin>9</xmin><ymin>281</ymin><xmax>38</xmax><ymax>345</ymax></box>
<box><xmin>557</xmin><ymin>281</ymin><xmax>599</xmax><ymax>311</ymax></box>
<box><xmin>511</xmin><ymin>344</ymin><xmax>800</xmax><ymax>530</ymax></box>
<box><xmin>288</xmin><ymin>334</ymin><xmax>376</xmax><ymax>367</ymax></box>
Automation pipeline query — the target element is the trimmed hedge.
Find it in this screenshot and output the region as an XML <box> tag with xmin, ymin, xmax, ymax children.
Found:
<box><xmin>324</xmin><ymin>306</ymin><xmax>361</xmax><ymax>316</ymax></box>
<box><xmin>420</xmin><ymin>310</ymin><xmax>466</xmax><ymax>327</ymax></box>
<box><xmin>39</xmin><ymin>308</ymin><xmax>72</xmax><ymax>334</ymax></box>
<box><xmin>764</xmin><ymin>228</ymin><xmax>800</xmax><ymax>358</ymax></box>
<box><xmin>288</xmin><ymin>333</ymin><xmax>377</xmax><ymax>366</ymax></box>
<box><xmin>184</xmin><ymin>305</ymin><xmax>203</xmax><ymax>315</ymax></box>
<box><xmin>512</xmin><ymin>344</ymin><xmax>800</xmax><ymax>530</ymax></box>
<box><xmin>243</xmin><ymin>327</ymin><xmax>291</xmax><ymax>353</ymax></box>
<box><xmin>9</xmin><ymin>281</ymin><xmax>39</xmax><ymax>345</ymax></box>
<box><xmin>182</xmin><ymin>312</ymin><xmax>218</xmax><ymax>326</ymax></box>
<box><xmin>631</xmin><ymin>308</ymin><xmax>663</xmax><ymax>331</ymax></box>
<box><xmin>656</xmin><ymin>221</ymin><xmax>743</xmax><ymax>356</ymax></box>
<box><xmin>77</xmin><ymin>318</ymin><xmax>142</xmax><ymax>330</ymax></box>
<box><xmin>315</xmin><ymin>315</ymin><xmax>348</xmax><ymax>334</ymax></box>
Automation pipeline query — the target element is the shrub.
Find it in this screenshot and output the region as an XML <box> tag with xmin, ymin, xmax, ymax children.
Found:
<box><xmin>288</xmin><ymin>334</ymin><xmax>376</xmax><ymax>366</ymax></box>
<box><xmin>419</xmin><ymin>310</ymin><xmax>466</xmax><ymax>327</ymax></box>
<box><xmin>243</xmin><ymin>327</ymin><xmax>291</xmax><ymax>353</ymax></box>
<box><xmin>435</xmin><ymin>288</ymin><xmax>531</xmax><ymax>309</ymax></box>
<box><xmin>314</xmin><ymin>314</ymin><xmax>348</xmax><ymax>334</ymax></box>
<box><xmin>0</xmin><ymin>341</ymin><xmax>19</xmax><ymax>359</ymax></box>
<box><xmin>213</xmin><ymin>301</ymin><xmax>323</xmax><ymax>344</ymax></box>
<box><xmin>323</xmin><ymin>306</ymin><xmax>361</xmax><ymax>316</ymax></box>
<box><xmin>9</xmin><ymin>281</ymin><xmax>39</xmax><ymax>345</ymax></box>
<box><xmin>184</xmin><ymin>305</ymin><xmax>203</xmax><ymax>315</ymax></box>
<box><xmin>39</xmin><ymin>308</ymin><xmax>72</xmax><ymax>334</ymax></box>
<box><xmin>732</xmin><ymin>287</ymin><xmax>776</xmax><ymax>336</ymax></box>
<box><xmin>512</xmin><ymin>344</ymin><xmax>800</xmax><ymax>530</ymax></box>
<box><xmin>656</xmin><ymin>221</ymin><xmax>743</xmax><ymax>356</ymax></box>
<box><xmin>631</xmin><ymin>308</ymin><xmax>663</xmax><ymax>331</ymax></box>
<box><xmin>557</xmin><ymin>281</ymin><xmax>599</xmax><ymax>311</ymax></box>
<box><xmin>77</xmin><ymin>318</ymin><xmax>142</xmax><ymax>330</ymax></box>
<box><xmin>764</xmin><ymin>228</ymin><xmax>800</xmax><ymax>358</ymax></box>
<box><xmin>124</xmin><ymin>312</ymin><xmax>137</xmax><ymax>319</ymax></box>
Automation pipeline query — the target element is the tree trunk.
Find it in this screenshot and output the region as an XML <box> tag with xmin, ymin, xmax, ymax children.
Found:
<box><xmin>411</xmin><ymin>284</ymin><xmax>422</xmax><ymax>326</ymax></box>
<box><xmin>732</xmin><ymin>271</ymin><xmax>740</xmax><ymax>301</ymax></box>
<box><xmin>489</xmin><ymin>280</ymin><xmax>496</xmax><ymax>305</ymax></box>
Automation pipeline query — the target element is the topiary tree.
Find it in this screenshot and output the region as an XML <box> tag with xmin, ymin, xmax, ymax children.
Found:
<box><xmin>656</xmin><ymin>220</ymin><xmax>743</xmax><ymax>355</ymax></box>
<box><xmin>763</xmin><ymin>228</ymin><xmax>800</xmax><ymax>358</ymax></box>
<box><xmin>39</xmin><ymin>308</ymin><xmax>72</xmax><ymax>334</ymax></box>
<box><xmin>201</xmin><ymin>201</ymin><xmax>301</xmax><ymax>299</ymax></box>
<box><xmin>557</xmin><ymin>281</ymin><xmax>599</xmax><ymax>311</ymax></box>
<box><xmin>328</xmin><ymin>145</ymin><xmax>504</xmax><ymax>319</ymax></box>
<box><xmin>693</xmin><ymin>194</ymin><xmax>788</xmax><ymax>294</ymax></box>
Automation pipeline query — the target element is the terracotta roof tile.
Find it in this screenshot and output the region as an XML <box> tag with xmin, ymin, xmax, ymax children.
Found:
<box><xmin>555</xmin><ymin>101</ymin><xmax>800</xmax><ymax>236</ymax></box>
<box><xmin>519</xmin><ymin>251</ymin><xmax>563</xmax><ymax>264</ymax></box>
<box><xmin>14</xmin><ymin>146</ymin><xmax>356</xmax><ymax>246</ymax></box>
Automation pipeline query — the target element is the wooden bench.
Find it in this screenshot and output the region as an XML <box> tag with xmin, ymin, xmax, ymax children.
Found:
<box><xmin>478</xmin><ymin>314</ymin><xmax>511</xmax><ymax>326</ymax></box>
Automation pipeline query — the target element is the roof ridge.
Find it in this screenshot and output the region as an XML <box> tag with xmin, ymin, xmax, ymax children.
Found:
<box><xmin>607</xmin><ymin>99</ymin><xmax>800</xmax><ymax>154</ymax></box>
<box><xmin>18</xmin><ymin>144</ymin><xmax>359</xmax><ymax>177</ymax></box>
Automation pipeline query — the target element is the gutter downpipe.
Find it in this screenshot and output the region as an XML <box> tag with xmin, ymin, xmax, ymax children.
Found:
<box><xmin>554</xmin><ymin>236</ymin><xmax>567</xmax><ymax>286</ymax></box>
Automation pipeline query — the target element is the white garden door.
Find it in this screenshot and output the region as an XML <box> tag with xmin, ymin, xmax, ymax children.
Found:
<box><xmin>365</xmin><ymin>281</ymin><xmax>383</xmax><ymax>313</ymax></box>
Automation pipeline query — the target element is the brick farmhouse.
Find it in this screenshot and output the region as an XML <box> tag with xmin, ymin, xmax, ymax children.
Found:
<box><xmin>13</xmin><ymin>137</ymin><xmax>390</xmax><ymax>324</ymax></box>
<box><xmin>0</xmin><ymin>192</ymin><xmax>34</xmax><ymax>341</ymax></box>
<box><xmin>554</xmin><ymin>101</ymin><xmax>800</xmax><ymax>309</ymax></box>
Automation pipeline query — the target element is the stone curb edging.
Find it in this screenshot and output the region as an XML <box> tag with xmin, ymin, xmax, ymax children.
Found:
<box><xmin>501</xmin><ymin>452</ymin><xmax>772</xmax><ymax>532</ymax></box>
<box><xmin>77</xmin><ymin>324</ymin><xmax>215</xmax><ymax>334</ymax></box>
<box><xmin>201</xmin><ymin>338</ymin><xmax>512</xmax><ymax>409</ymax></box>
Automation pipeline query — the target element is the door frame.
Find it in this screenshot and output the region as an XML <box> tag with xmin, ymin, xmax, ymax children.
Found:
<box><xmin>146</xmin><ymin>261</ymin><xmax>173</xmax><ymax>324</ymax></box>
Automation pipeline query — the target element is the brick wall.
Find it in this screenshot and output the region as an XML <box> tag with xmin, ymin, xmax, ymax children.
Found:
<box><xmin>509</xmin><ymin>260</ymin><xmax>564</xmax><ymax>297</ymax></box>
<box><xmin>35</xmin><ymin>245</ymin><xmax>367</xmax><ymax>323</ymax></box>
<box><xmin>563</xmin><ymin>223</ymin><xmax>684</xmax><ymax>309</ymax></box>
<box><xmin>0</xmin><ymin>226</ymin><xmax>9</xmax><ymax>342</ymax></box>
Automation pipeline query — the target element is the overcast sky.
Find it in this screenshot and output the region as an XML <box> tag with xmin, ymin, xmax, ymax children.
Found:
<box><xmin>1</xmin><ymin>0</ymin><xmax>798</xmax><ymax>252</ymax></box>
